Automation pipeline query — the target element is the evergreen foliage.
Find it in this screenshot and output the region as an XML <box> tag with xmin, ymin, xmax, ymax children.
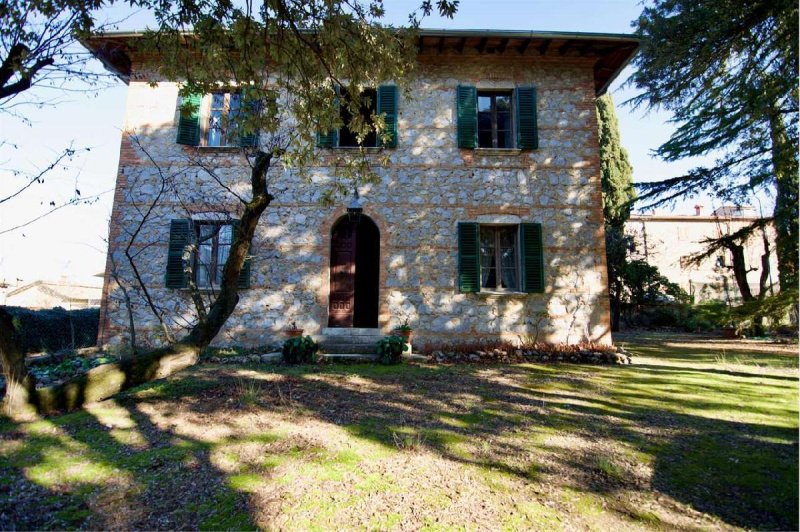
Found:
<box><xmin>629</xmin><ymin>0</ymin><xmax>798</xmax><ymax>291</ymax></box>
<box><xmin>596</xmin><ymin>93</ymin><xmax>636</xmax><ymax>227</ymax></box>
<box><xmin>596</xmin><ymin>93</ymin><xmax>636</xmax><ymax>331</ymax></box>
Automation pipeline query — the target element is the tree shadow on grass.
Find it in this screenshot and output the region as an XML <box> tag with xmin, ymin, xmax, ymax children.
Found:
<box><xmin>0</xmin><ymin>360</ymin><xmax>797</xmax><ymax>530</ymax></box>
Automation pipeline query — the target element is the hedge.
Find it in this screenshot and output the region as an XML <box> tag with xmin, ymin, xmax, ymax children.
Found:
<box><xmin>4</xmin><ymin>306</ymin><xmax>99</xmax><ymax>354</ymax></box>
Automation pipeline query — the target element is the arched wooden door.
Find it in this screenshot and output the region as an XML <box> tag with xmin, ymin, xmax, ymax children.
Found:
<box><xmin>328</xmin><ymin>216</ymin><xmax>380</xmax><ymax>328</ymax></box>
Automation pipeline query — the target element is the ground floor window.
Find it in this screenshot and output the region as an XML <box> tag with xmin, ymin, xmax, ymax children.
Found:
<box><xmin>458</xmin><ymin>221</ymin><xmax>543</xmax><ymax>294</ymax></box>
<box><xmin>195</xmin><ymin>222</ymin><xmax>232</xmax><ymax>288</ymax></box>
<box><xmin>479</xmin><ymin>225</ymin><xmax>519</xmax><ymax>291</ymax></box>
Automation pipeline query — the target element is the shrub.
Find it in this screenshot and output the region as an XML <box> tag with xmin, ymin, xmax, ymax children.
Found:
<box><xmin>282</xmin><ymin>335</ymin><xmax>319</xmax><ymax>364</ymax></box>
<box><xmin>376</xmin><ymin>335</ymin><xmax>405</xmax><ymax>365</ymax></box>
<box><xmin>6</xmin><ymin>306</ymin><xmax>100</xmax><ymax>354</ymax></box>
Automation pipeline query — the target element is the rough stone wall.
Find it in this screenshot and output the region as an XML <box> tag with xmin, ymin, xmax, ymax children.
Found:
<box><xmin>98</xmin><ymin>55</ymin><xmax>612</xmax><ymax>349</ymax></box>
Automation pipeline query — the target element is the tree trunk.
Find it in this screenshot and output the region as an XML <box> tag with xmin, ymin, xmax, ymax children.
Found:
<box><xmin>725</xmin><ymin>243</ymin><xmax>754</xmax><ymax>302</ymax></box>
<box><xmin>4</xmin><ymin>151</ymin><xmax>276</xmax><ymax>416</ymax></box>
<box><xmin>0</xmin><ymin>307</ymin><xmax>36</xmax><ymax>416</ymax></box>
<box><xmin>768</xmin><ymin>103</ymin><xmax>799</xmax><ymax>291</ymax></box>
<box><xmin>182</xmin><ymin>151</ymin><xmax>274</xmax><ymax>348</ymax></box>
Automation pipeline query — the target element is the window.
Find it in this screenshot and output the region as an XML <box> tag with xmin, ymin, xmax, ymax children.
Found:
<box><xmin>338</xmin><ymin>88</ymin><xmax>378</xmax><ymax>147</ymax></box>
<box><xmin>456</xmin><ymin>85</ymin><xmax>538</xmax><ymax>150</ymax></box>
<box><xmin>317</xmin><ymin>85</ymin><xmax>398</xmax><ymax>149</ymax></box>
<box><xmin>176</xmin><ymin>91</ymin><xmax>258</xmax><ymax>148</ymax></box>
<box><xmin>478</xmin><ymin>91</ymin><xmax>513</xmax><ymax>149</ymax></box>
<box><xmin>457</xmin><ymin>222</ymin><xmax>543</xmax><ymax>294</ymax></box>
<box><xmin>479</xmin><ymin>226</ymin><xmax>518</xmax><ymax>290</ymax></box>
<box><xmin>194</xmin><ymin>221</ymin><xmax>232</xmax><ymax>287</ymax></box>
<box><xmin>165</xmin><ymin>219</ymin><xmax>251</xmax><ymax>289</ymax></box>
<box><xmin>206</xmin><ymin>92</ymin><xmax>241</xmax><ymax>147</ymax></box>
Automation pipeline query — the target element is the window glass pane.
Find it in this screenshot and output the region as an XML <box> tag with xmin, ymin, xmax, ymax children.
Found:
<box><xmin>216</xmin><ymin>244</ymin><xmax>230</xmax><ymax>285</ymax></box>
<box><xmin>229</xmin><ymin>93</ymin><xmax>241</xmax><ymax>113</ymax></box>
<box><xmin>197</xmin><ymin>243</ymin><xmax>213</xmax><ymax>287</ymax></box>
<box><xmin>208</xmin><ymin>111</ymin><xmax>222</xmax><ymax>147</ymax></box>
<box><xmin>218</xmin><ymin>224</ymin><xmax>233</xmax><ymax>245</ymax></box>
<box><xmin>478</xmin><ymin>112</ymin><xmax>491</xmax><ymax>130</ymax></box>
<box><xmin>497</xmin><ymin>130</ymin><xmax>512</xmax><ymax>149</ymax></box>
<box><xmin>478</xmin><ymin>130</ymin><xmax>493</xmax><ymax>148</ymax></box>
<box><xmin>500</xmin><ymin>268</ymin><xmax>517</xmax><ymax>290</ymax></box>
<box><xmin>198</xmin><ymin>224</ymin><xmax>216</xmax><ymax>243</ymax></box>
<box><xmin>478</xmin><ymin>95</ymin><xmax>492</xmax><ymax>112</ymax></box>
<box><xmin>496</xmin><ymin>112</ymin><xmax>511</xmax><ymax>131</ymax></box>
<box><xmin>495</xmin><ymin>94</ymin><xmax>511</xmax><ymax>112</ymax></box>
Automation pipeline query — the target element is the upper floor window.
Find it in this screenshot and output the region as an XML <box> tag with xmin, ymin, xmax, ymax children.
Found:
<box><xmin>317</xmin><ymin>85</ymin><xmax>398</xmax><ymax>149</ymax></box>
<box><xmin>338</xmin><ymin>88</ymin><xmax>378</xmax><ymax>147</ymax></box>
<box><xmin>176</xmin><ymin>91</ymin><xmax>258</xmax><ymax>148</ymax></box>
<box><xmin>478</xmin><ymin>91</ymin><xmax>513</xmax><ymax>149</ymax></box>
<box><xmin>456</xmin><ymin>85</ymin><xmax>538</xmax><ymax>150</ymax></box>
<box><xmin>206</xmin><ymin>92</ymin><xmax>241</xmax><ymax>147</ymax></box>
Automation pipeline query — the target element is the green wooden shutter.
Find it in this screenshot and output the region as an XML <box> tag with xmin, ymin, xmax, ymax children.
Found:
<box><xmin>377</xmin><ymin>85</ymin><xmax>398</xmax><ymax>148</ymax></box>
<box><xmin>231</xmin><ymin>220</ymin><xmax>252</xmax><ymax>289</ymax></box>
<box><xmin>166</xmin><ymin>219</ymin><xmax>191</xmax><ymax>288</ymax></box>
<box><xmin>520</xmin><ymin>223</ymin><xmax>544</xmax><ymax>293</ymax></box>
<box><xmin>515</xmin><ymin>86</ymin><xmax>538</xmax><ymax>150</ymax></box>
<box><xmin>456</xmin><ymin>85</ymin><xmax>477</xmax><ymax>149</ymax></box>
<box><xmin>316</xmin><ymin>88</ymin><xmax>340</xmax><ymax>148</ymax></box>
<box><xmin>176</xmin><ymin>93</ymin><xmax>202</xmax><ymax>146</ymax></box>
<box><xmin>457</xmin><ymin>222</ymin><xmax>480</xmax><ymax>293</ymax></box>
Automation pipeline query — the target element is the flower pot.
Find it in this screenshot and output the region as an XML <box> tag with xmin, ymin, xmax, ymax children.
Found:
<box><xmin>285</xmin><ymin>329</ymin><xmax>304</xmax><ymax>338</ymax></box>
<box><xmin>394</xmin><ymin>329</ymin><xmax>412</xmax><ymax>342</ymax></box>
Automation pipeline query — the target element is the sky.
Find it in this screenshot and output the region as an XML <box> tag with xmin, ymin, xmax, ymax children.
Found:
<box><xmin>0</xmin><ymin>0</ymin><xmax>727</xmax><ymax>286</ymax></box>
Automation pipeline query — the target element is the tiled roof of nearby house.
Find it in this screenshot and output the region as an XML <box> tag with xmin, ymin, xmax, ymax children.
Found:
<box><xmin>81</xmin><ymin>28</ymin><xmax>639</xmax><ymax>95</ymax></box>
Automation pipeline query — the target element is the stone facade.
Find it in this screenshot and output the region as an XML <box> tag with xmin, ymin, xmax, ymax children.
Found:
<box><xmin>97</xmin><ymin>51</ymin><xmax>620</xmax><ymax>349</ymax></box>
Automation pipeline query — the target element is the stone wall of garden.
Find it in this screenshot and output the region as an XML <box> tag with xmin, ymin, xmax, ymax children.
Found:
<box><xmin>98</xmin><ymin>54</ymin><xmax>612</xmax><ymax>349</ymax></box>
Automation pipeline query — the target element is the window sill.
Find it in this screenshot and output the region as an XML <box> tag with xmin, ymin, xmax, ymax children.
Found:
<box><xmin>475</xmin><ymin>290</ymin><xmax>529</xmax><ymax>297</ymax></box>
<box><xmin>331</xmin><ymin>146</ymin><xmax>385</xmax><ymax>153</ymax></box>
<box><xmin>196</xmin><ymin>146</ymin><xmax>246</xmax><ymax>153</ymax></box>
<box><xmin>474</xmin><ymin>148</ymin><xmax>522</xmax><ymax>156</ymax></box>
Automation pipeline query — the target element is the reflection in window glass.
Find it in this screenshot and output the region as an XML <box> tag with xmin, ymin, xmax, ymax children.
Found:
<box><xmin>195</xmin><ymin>222</ymin><xmax>234</xmax><ymax>288</ymax></box>
<box><xmin>477</xmin><ymin>91</ymin><xmax>514</xmax><ymax>149</ymax></box>
<box><xmin>479</xmin><ymin>225</ymin><xmax>518</xmax><ymax>290</ymax></box>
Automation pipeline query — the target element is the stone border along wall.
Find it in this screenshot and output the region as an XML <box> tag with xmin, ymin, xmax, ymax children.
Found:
<box><xmin>97</xmin><ymin>55</ymin><xmax>613</xmax><ymax>350</ymax></box>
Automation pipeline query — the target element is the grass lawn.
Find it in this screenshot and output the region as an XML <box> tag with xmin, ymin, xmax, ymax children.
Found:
<box><xmin>0</xmin><ymin>333</ymin><xmax>796</xmax><ymax>530</ymax></box>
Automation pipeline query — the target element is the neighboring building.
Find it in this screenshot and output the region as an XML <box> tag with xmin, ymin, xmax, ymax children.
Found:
<box><xmin>626</xmin><ymin>206</ymin><xmax>778</xmax><ymax>303</ymax></box>
<box><xmin>85</xmin><ymin>29</ymin><xmax>639</xmax><ymax>348</ymax></box>
<box><xmin>0</xmin><ymin>280</ymin><xmax>103</xmax><ymax>310</ymax></box>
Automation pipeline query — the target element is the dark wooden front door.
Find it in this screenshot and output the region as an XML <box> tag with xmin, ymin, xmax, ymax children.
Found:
<box><xmin>329</xmin><ymin>221</ymin><xmax>357</xmax><ymax>327</ymax></box>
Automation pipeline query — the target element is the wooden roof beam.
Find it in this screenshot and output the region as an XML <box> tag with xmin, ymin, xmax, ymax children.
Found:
<box><xmin>438</xmin><ymin>36</ymin><xmax>445</xmax><ymax>54</ymax></box>
<box><xmin>538</xmin><ymin>39</ymin><xmax>551</xmax><ymax>55</ymax></box>
<box><xmin>497</xmin><ymin>37</ymin><xmax>509</xmax><ymax>54</ymax></box>
<box><xmin>477</xmin><ymin>37</ymin><xmax>488</xmax><ymax>54</ymax></box>
<box><xmin>517</xmin><ymin>38</ymin><xmax>531</xmax><ymax>55</ymax></box>
<box><xmin>456</xmin><ymin>36</ymin><xmax>466</xmax><ymax>54</ymax></box>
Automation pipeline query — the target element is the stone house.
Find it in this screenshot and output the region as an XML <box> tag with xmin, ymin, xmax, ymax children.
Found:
<box><xmin>85</xmin><ymin>29</ymin><xmax>639</xmax><ymax>350</ymax></box>
<box><xmin>626</xmin><ymin>206</ymin><xmax>778</xmax><ymax>303</ymax></box>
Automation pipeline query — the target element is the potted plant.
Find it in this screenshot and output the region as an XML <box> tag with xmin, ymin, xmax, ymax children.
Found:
<box><xmin>392</xmin><ymin>317</ymin><xmax>413</xmax><ymax>342</ymax></box>
<box><xmin>376</xmin><ymin>335</ymin><xmax>405</xmax><ymax>365</ymax></box>
<box><xmin>285</xmin><ymin>320</ymin><xmax>304</xmax><ymax>338</ymax></box>
<box><xmin>282</xmin><ymin>335</ymin><xmax>319</xmax><ymax>364</ymax></box>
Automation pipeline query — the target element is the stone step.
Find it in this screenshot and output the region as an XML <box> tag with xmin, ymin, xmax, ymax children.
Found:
<box><xmin>318</xmin><ymin>336</ymin><xmax>383</xmax><ymax>346</ymax></box>
<box><xmin>319</xmin><ymin>353</ymin><xmax>378</xmax><ymax>362</ymax></box>
<box><xmin>319</xmin><ymin>343</ymin><xmax>378</xmax><ymax>354</ymax></box>
<box><xmin>320</xmin><ymin>327</ymin><xmax>382</xmax><ymax>337</ymax></box>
